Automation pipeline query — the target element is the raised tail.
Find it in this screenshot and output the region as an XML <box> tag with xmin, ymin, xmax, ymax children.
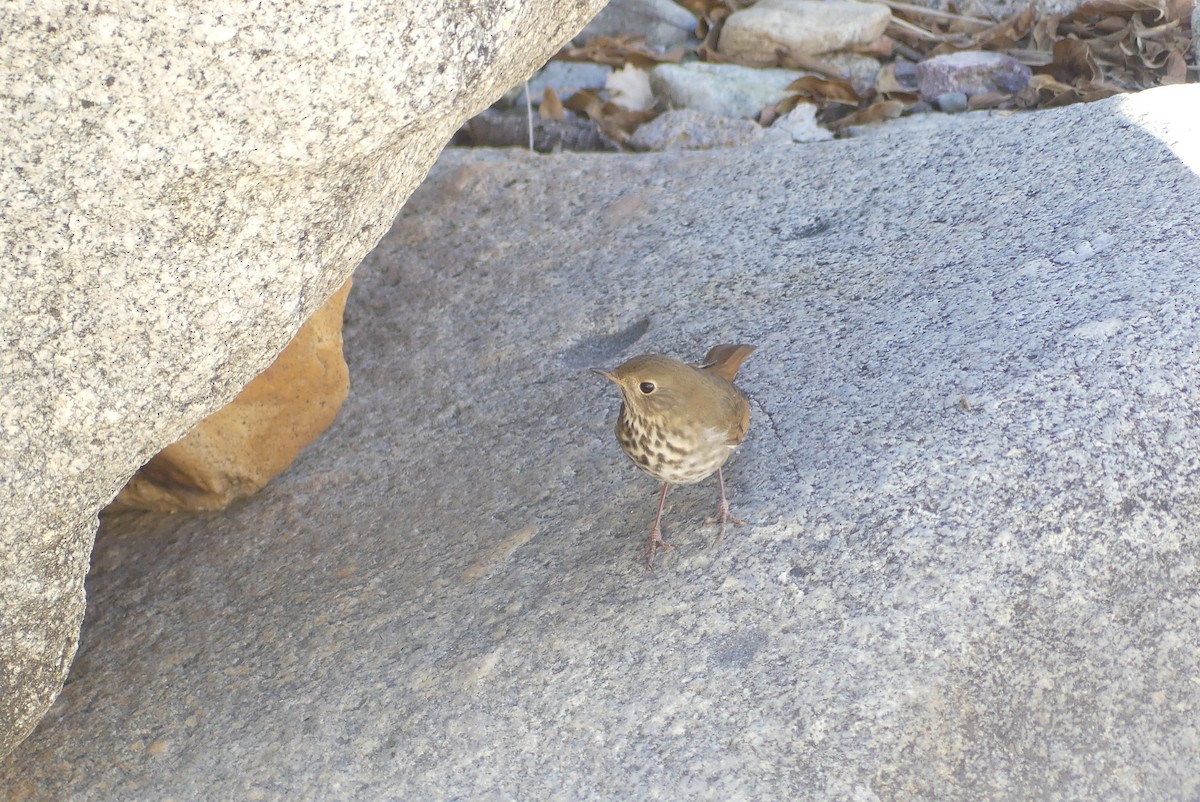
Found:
<box><xmin>700</xmin><ymin>343</ymin><xmax>757</xmax><ymax>382</ymax></box>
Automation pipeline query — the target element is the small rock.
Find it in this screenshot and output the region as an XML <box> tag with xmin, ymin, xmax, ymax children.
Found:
<box><xmin>507</xmin><ymin>61</ymin><xmax>613</xmax><ymax>108</ymax></box>
<box><xmin>820</xmin><ymin>52</ymin><xmax>883</xmax><ymax>96</ymax></box>
<box><xmin>577</xmin><ymin>0</ymin><xmax>698</xmax><ymax>49</ymax></box>
<box><xmin>772</xmin><ymin>103</ymin><xmax>834</xmax><ymax>142</ymax></box>
<box><xmin>649</xmin><ymin>62</ymin><xmax>811</xmax><ymax>119</ymax></box>
<box><xmin>935</xmin><ymin>91</ymin><xmax>969</xmax><ymax>112</ymax></box>
<box><xmin>915</xmin><ymin>51</ymin><xmax>1032</xmax><ymax>103</ymax></box>
<box><xmin>892</xmin><ymin>60</ymin><xmax>919</xmax><ymax>91</ymax></box>
<box><xmin>627</xmin><ymin>109</ymin><xmax>765</xmax><ymax>150</ymax></box>
<box><xmin>718</xmin><ymin>0</ymin><xmax>892</xmax><ymax>65</ymax></box>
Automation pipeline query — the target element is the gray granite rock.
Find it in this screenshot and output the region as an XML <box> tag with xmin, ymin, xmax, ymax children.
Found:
<box><xmin>3</xmin><ymin>84</ymin><xmax>1200</xmax><ymax>799</ymax></box>
<box><xmin>0</xmin><ymin>0</ymin><xmax>604</xmax><ymax>759</ymax></box>
<box><xmin>628</xmin><ymin>109</ymin><xmax>767</xmax><ymax>150</ymax></box>
<box><xmin>650</xmin><ymin>62</ymin><xmax>810</xmax><ymax>119</ymax></box>
<box><xmin>916</xmin><ymin>51</ymin><xmax>1033</xmax><ymax>103</ymax></box>
<box><xmin>578</xmin><ymin>0</ymin><xmax>698</xmax><ymax>49</ymax></box>
<box><xmin>935</xmin><ymin>90</ymin><xmax>970</xmax><ymax>112</ymax></box>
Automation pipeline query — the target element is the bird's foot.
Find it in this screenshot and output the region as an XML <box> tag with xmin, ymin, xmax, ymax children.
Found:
<box><xmin>644</xmin><ymin>526</ymin><xmax>672</xmax><ymax>570</ymax></box>
<box><xmin>706</xmin><ymin>501</ymin><xmax>746</xmax><ymax>545</ymax></box>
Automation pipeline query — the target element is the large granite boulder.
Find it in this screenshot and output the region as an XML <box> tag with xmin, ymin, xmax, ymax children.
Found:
<box><xmin>2</xmin><ymin>86</ymin><xmax>1199</xmax><ymax>797</ymax></box>
<box><xmin>0</xmin><ymin>0</ymin><xmax>604</xmax><ymax>758</ymax></box>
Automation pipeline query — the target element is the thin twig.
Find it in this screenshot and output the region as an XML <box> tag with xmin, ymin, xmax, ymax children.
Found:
<box><xmin>882</xmin><ymin>0</ymin><xmax>994</xmax><ymax>26</ymax></box>
<box><xmin>887</xmin><ymin>16</ymin><xmax>951</xmax><ymax>41</ymax></box>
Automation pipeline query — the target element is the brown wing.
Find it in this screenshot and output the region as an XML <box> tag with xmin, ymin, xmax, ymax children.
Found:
<box><xmin>726</xmin><ymin>391</ymin><xmax>750</xmax><ymax>446</ymax></box>
<box><xmin>701</xmin><ymin>343</ymin><xmax>757</xmax><ymax>382</ymax></box>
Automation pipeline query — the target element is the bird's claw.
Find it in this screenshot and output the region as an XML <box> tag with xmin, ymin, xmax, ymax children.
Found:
<box><xmin>706</xmin><ymin>503</ymin><xmax>746</xmax><ymax>545</ymax></box>
<box><xmin>644</xmin><ymin>527</ymin><xmax>672</xmax><ymax>570</ymax></box>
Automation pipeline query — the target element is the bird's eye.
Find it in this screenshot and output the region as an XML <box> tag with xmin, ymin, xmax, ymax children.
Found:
<box><xmin>639</xmin><ymin>381</ymin><xmax>656</xmax><ymax>394</ymax></box>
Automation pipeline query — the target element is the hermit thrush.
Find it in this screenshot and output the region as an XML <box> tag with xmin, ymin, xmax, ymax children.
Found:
<box><xmin>592</xmin><ymin>343</ymin><xmax>756</xmax><ymax>568</ymax></box>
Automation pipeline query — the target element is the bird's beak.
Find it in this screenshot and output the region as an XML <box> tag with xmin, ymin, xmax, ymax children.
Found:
<box><xmin>589</xmin><ymin>368</ymin><xmax>621</xmax><ymax>387</ymax></box>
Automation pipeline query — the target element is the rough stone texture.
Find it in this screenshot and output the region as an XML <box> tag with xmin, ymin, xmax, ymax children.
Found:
<box><xmin>842</xmin><ymin>106</ymin><xmax>1001</xmax><ymax>138</ymax></box>
<box><xmin>628</xmin><ymin>109</ymin><xmax>768</xmax><ymax>150</ymax></box>
<box><xmin>578</xmin><ymin>0</ymin><xmax>698</xmax><ymax>48</ymax></box>
<box><xmin>3</xmin><ymin>85</ymin><xmax>1200</xmax><ymax>799</ymax></box>
<box><xmin>108</xmin><ymin>278</ymin><xmax>353</xmax><ymax>513</ymax></box>
<box><xmin>718</xmin><ymin>0</ymin><xmax>892</xmax><ymax>63</ymax></box>
<box><xmin>0</xmin><ymin>0</ymin><xmax>605</xmax><ymax>760</ymax></box>
<box><xmin>649</xmin><ymin>62</ymin><xmax>809</xmax><ymax>118</ymax></box>
<box><xmin>916</xmin><ymin>51</ymin><xmax>1033</xmax><ymax>103</ymax></box>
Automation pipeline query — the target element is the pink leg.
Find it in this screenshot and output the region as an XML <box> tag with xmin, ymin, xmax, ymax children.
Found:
<box><xmin>645</xmin><ymin>482</ymin><xmax>672</xmax><ymax>570</ymax></box>
<box><xmin>706</xmin><ymin>468</ymin><xmax>746</xmax><ymax>544</ymax></box>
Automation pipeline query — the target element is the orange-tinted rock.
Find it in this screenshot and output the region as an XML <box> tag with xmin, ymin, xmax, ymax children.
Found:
<box><xmin>108</xmin><ymin>278</ymin><xmax>352</xmax><ymax>512</ymax></box>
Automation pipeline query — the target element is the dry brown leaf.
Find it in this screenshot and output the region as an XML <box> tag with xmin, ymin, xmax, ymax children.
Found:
<box><xmin>1164</xmin><ymin>0</ymin><xmax>1194</xmax><ymax>21</ymax></box>
<box><xmin>827</xmin><ymin>99</ymin><xmax>906</xmax><ymax>131</ymax></box>
<box><xmin>974</xmin><ymin>6</ymin><xmax>1038</xmax><ymax>49</ymax></box>
<box><xmin>539</xmin><ymin>87</ymin><xmax>565</xmax><ymax>121</ymax></box>
<box><xmin>786</xmin><ymin>75</ymin><xmax>862</xmax><ymax>105</ymax></box>
<box><xmin>850</xmin><ymin>35</ymin><xmax>897</xmax><ymax>57</ymax></box>
<box><xmin>676</xmin><ymin>0</ymin><xmax>746</xmax><ymax>22</ymax></box>
<box><xmin>1049</xmin><ymin>38</ymin><xmax>1101</xmax><ymax>84</ymax></box>
<box><xmin>562</xmin><ymin>89</ymin><xmax>657</xmax><ymax>145</ymax></box>
<box><xmin>1163</xmin><ymin>50</ymin><xmax>1188</xmax><ymax>84</ymax></box>
<box><xmin>874</xmin><ymin>63</ymin><xmax>912</xmax><ymax>94</ymax></box>
<box><xmin>1030</xmin><ymin>14</ymin><xmax>1062</xmax><ymax>51</ymax></box>
<box><xmin>774</xmin><ymin>93</ymin><xmax>806</xmax><ymax>116</ymax></box>
<box><xmin>966</xmin><ymin>91</ymin><xmax>1015</xmax><ymax>109</ymax></box>
<box><xmin>880</xmin><ymin>0</ymin><xmax>1191</xmax><ymax>116</ymax></box>
<box><xmin>1093</xmin><ymin>15</ymin><xmax>1129</xmax><ymax>32</ymax></box>
<box><xmin>1026</xmin><ymin>73</ymin><xmax>1076</xmax><ymax>93</ymax></box>
<box><xmin>597</xmin><ymin>106</ymin><xmax>659</xmax><ymax>144</ymax></box>
<box><xmin>777</xmin><ymin>50</ymin><xmax>844</xmax><ymax>74</ymax></box>
<box><xmin>557</xmin><ymin>35</ymin><xmax>684</xmax><ymax>70</ymax></box>
<box><xmin>1063</xmin><ymin>0</ymin><xmax>1171</xmax><ymax>24</ymax></box>
<box><xmin>1128</xmin><ymin>13</ymin><xmax>1183</xmax><ymax>39</ymax></box>
<box><xmin>1007</xmin><ymin>48</ymin><xmax>1056</xmax><ymax>65</ymax></box>
<box><xmin>563</xmin><ymin>89</ymin><xmax>604</xmax><ymax>117</ymax></box>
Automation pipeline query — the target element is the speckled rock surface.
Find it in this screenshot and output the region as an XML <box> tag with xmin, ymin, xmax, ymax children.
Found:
<box><xmin>0</xmin><ymin>0</ymin><xmax>604</xmax><ymax>759</ymax></box>
<box><xmin>916</xmin><ymin>51</ymin><xmax>1033</xmax><ymax>103</ymax></box>
<box><xmin>628</xmin><ymin>109</ymin><xmax>768</xmax><ymax>150</ymax></box>
<box><xmin>4</xmin><ymin>85</ymin><xmax>1200</xmax><ymax>799</ymax></box>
